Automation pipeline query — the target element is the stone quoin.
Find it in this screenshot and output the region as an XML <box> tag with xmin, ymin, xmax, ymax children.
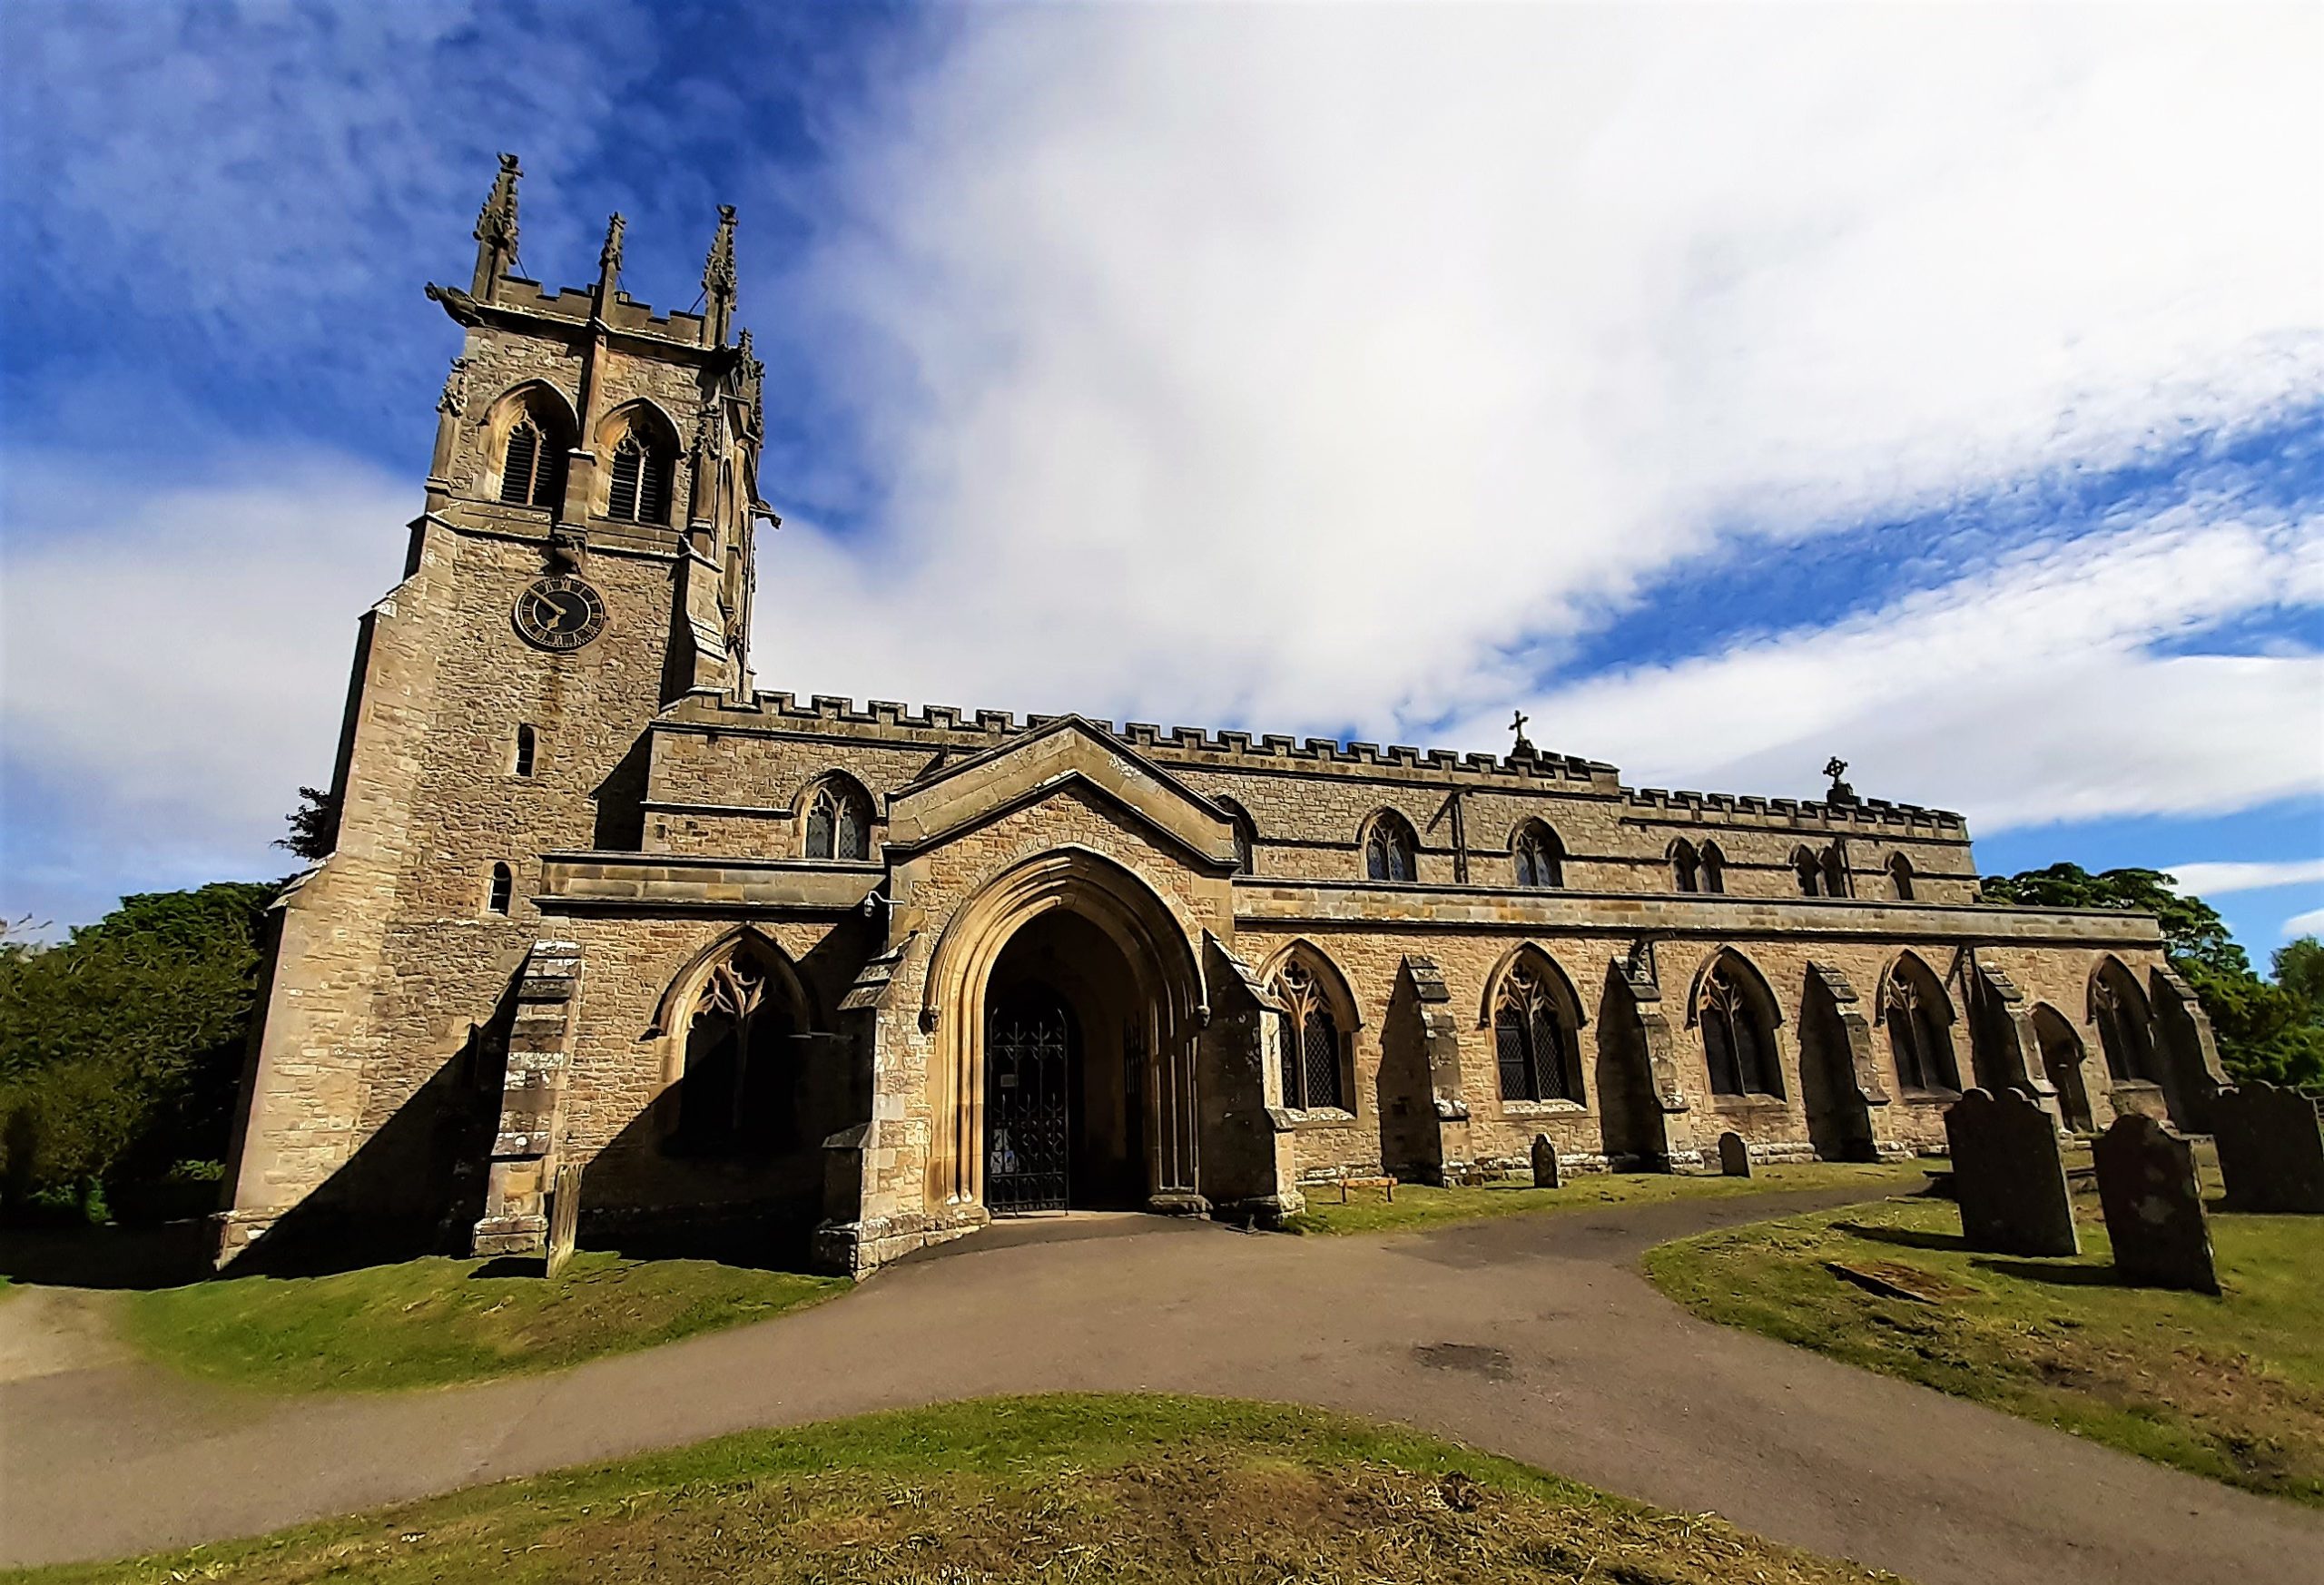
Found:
<box><xmin>213</xmin><ymin>162</ymin><xmax>2230</xmax><ymax>1275</ymax></box>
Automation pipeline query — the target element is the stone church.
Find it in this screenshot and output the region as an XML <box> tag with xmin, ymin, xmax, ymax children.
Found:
<box><xmin>215</xmin><ymin>162</ymin><xmax>2226</xmax><ymax>1274</ymax></box>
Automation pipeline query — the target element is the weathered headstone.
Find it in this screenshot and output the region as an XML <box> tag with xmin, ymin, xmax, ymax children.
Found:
<box><xmin>1531</xmin><ymin>1134</ymin><xmax>1561</xmax><ymax>1189</ymax></box>
<box><xmin>2212</xmin><ymin>1082</ymin><xmax>2324</xmax><ymax>1214</ymax></box>
<box><xmin>2093</xmin><ymin>1114</ymin><xmax>2218</xmax><ymax>1294</ymax></box>
<box><xmin>1718</xmin><ymin>1131</ymin><xmax>1751</xmax><ymax>1177</ymax></box>
<box><xmin>1944</xmin><ymin>1088</ymin><xmax>2078</xmax><ymax>1256</ymax></box>
<box><xmin>544</xmin><ymin>1161</ymin><xmax>583</xmax><ymax>1278</ymax></box>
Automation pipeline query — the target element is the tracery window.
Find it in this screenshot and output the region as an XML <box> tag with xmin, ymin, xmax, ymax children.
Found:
<box><xmin>676</xmin><ymin>952</ymin><xmax>800</xmax><ymax>1154</ymax></box>
<box><xmin>1887</xmin><ymin>853</ymin><xmax>1915</xmax><ymax>901</ymax></box>
<box><xmin>1274</xmin><ymin>960</ymin><xmax>1344</xmax><ymax>1111</ymax></box>
<box><xmin>803</xmin><ymin>777</ymin><xmax>872</xmax><ymax>861</ymax></box>
<box><xmin>1885</xmin><ymin>968</ymin><xmax>1959</xmax><ymax>1092</ymax></box>
<box><xmin>1364</xmin><ymin>812</ymin><xmax>1417</xmax><ymax>882</ymax></box>
<box><xmin>1699</xmin><ymin>841</ymin><xmax>1726</xmax><ymax>895</ymax></box>
<box><xmin>498</xmin><ymin>415</ymin><xmax>565</xmax><ymax>508</ymax></box>
<box><xmin>1670</xmin><ymin>838</ymin><xmax>1700</xmax><ymax>893</ymax></box>
<box><xmin>606</xmin><ymin>423</ymin><xmax>674</xmax><ymax>524</ymax></box>
<box><xmin>2093</xmin><ymin>967</ymin><xmax>2155</xmax><ymax>1083</ymax></box>
<box><xmin>1700</xmin><ymin>961</ymin><xmax>1781</xmax><ymax>1097</ymax></box>
<box><xmin>1821</xmin><ymin>843</ymin><xmax>1852</xmax><ymax>899</ymax></box>
<box><xmin>1513</xmin><ymin>822</ymin><xmax>1563</xmax><ymax>890</ymax></box>
<box><xmin>487</xmin><ymin>861</ymin><xmax>513</xmax><ymax>917</ymax></box>
<box><xmin>1493</xmin><ymin>963</ymin><xmax>1577</xmax><ymax>1103</ymax></box>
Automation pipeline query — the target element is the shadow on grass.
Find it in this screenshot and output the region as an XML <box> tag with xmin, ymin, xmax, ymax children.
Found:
<box><xmin>1968</xmin><ymin>1255</ymin><xmax>2138</xmax><ymax>1289</ymax></box>
<box><xmin>1831</xmin><ymin>1219</ymin><xmax>1971</xmax><ymax>1253</ymax></box>
<box><xmin>0</xmin><ymin>1218</ymin><xmax>212</xmax><ymax>1291</ymax></box>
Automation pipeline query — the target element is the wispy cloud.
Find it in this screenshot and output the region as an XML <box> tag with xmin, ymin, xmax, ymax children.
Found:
<box><xmin>2285</xmin><ymin>907</ymin><xmax>2324</xmax><ymax>940</ymax></box>
<box><xmin>2168</xmin><ymin>860</ymin><xmax>2324</xmax><ymax>897</ymax></box>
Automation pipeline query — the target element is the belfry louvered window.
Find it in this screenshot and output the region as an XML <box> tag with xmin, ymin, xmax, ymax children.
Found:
<box><xmin>1494</xmin><ymin>963</ymin><xmax>1575</xmax><ymax>1102</ymax></box>
<box><xmin>1274</xmin><ymin>960</ymin><xmax>1344</xmax><ymax>1111</ymax></box>
<box><xmin>499</xmin><ymin>418</ymin><xmax>562</xmax><ymax>507</ymax></box>
<box><xmin>606</xmin><ymin>429</ymin><xmax>672</xmax><ymax>524</ymax></box>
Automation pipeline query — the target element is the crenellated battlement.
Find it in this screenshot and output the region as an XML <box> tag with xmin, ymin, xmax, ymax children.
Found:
<box><xmin>655</xmin><ymin>687</ymin><xmax>1958</xmax><ymax>833</ymax></box>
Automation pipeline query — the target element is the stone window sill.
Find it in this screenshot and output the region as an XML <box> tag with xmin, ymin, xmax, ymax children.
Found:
<box><xmin>1896</xmin><ymin>1087</ymin><xmax>1963</xmax><ymax>1107</ymax></box>
<box><xmin>1499</xmin><ymin>1099</ymin><xmax>1588</xmax><ymax>1120</ymax></box>
<box><xmin>1269</xmin><ymin>1106</ymin><xmax>1360</xmax><ymax>1132</ymax></box>
<box><xmin>1709</xmin><ymin>1092</ymin><xmax>1788</xmax><ymax>1111</ymax></box>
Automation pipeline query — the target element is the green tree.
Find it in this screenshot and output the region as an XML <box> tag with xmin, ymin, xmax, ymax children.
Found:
<box><xmin>0</xmin><ymin>881</ymin><xmax>281</xmax><ymax>1216</ymax></box>
<box><xmin>1980</xmin><ymin>865</ymin><xmax>2321</xmax><ymax>1090</ymax></box>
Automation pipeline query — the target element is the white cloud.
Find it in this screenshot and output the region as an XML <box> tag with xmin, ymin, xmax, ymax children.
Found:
<box><xmin>2285</xmin><ymin>907</ymin><xmax>2324</xmax><ymax>940</ymax></box>
<box><xmin>1470</xmin><ymin>507</ymin><xmax>2323</xmax><ymax>827</ymax></box>
<box><xmin>2168</xmin><ymin>860</ymin><xmax>2324</xmax><ymax>897</ymax></box>
<box><xmin>754</xmin><ymin>3</ymin><xmax>2322</xmax><ymax>743</ymax></box>
<box><xmin>0</xmin><ymin>452</ymin><xmax>409</xmax><ymax>892</ymax></box>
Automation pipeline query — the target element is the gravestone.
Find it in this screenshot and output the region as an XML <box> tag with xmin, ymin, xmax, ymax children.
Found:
<box><xmin>1531</xmin><ymin>1134</ymin><xmax>1561</xmax><ymax>1189</ymax></box>
<box><xmin>1718</xmin><ymin>1131</ymin><xmax>1751</xmax><ymax>1177</ymax></box>
<box><xmin>1944</xmin><ymin>1088</ymin><xmax>2078</xmax><ymax>1256</ymax></box>
<box><xmin>2212</xmin><ymin>1082</ymin><xmax>2324</xmax><ymax>1213</ymax></box>
<box><xmin>2093</xmin><ymin>1114</ymin><xmax>2218</xmax><ymax>1294</ymax></box>
<box><xmin>544</xmin><ymin>1161</ymin><xmax>583</xmax><ymax>1278</ymax></box>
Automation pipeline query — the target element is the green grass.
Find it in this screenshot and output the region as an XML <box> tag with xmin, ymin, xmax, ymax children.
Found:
<box><xmin>8</xmin><ymin>1393</ymin><xmax>1902</xmax><ymax>1584</ymax></box>
<box><xmin>1644</xmin><ymin>1196</ymin><xmax>2324</xmax><ymax>1504</ymax></box>
<box><xmin>1285</xmin><ymin>1157</ymin><xmax>1933</xmax><ymax>1236</ymax></box>
<box><xmin>120</xmin><ymin>1249</ymin><xmax>848</xmax><ymax>1393</ymax></box>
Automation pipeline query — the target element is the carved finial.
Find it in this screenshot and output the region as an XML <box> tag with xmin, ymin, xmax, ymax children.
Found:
<box><xmin>470</xmin><ymin>153</ymin><xmax>522</xmax><ymax>299</ymax></box>
<box><xmin>1823</xmin><ymin>756</ymin><xmax>1858</xmax><ymax>806</ymax></box>
<box><xmin>1508</xmin><ymin>708</ymin><xmax>1534</xmax><ymax>760</ymax></box>
<box><xmin>702</xmin><ymin>203</ymin><xmax>738</xmax><ymax>347</ymax></box>
<box><xmin>596</xmin><ymin>212</ymin><xmax>626</xmax><ymax>300</ymax></box>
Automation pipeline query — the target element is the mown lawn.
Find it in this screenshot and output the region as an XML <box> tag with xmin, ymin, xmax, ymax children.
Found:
<box><xmin>13</xmin><ymin>1393</ymin><xmax>1902</xmax><ymax>1585</ymax></box>
<box><xmin>1285</xmin><ymin>1157</ymin><xmax>1933</xmax><ymax>1236</ymax></box>
<box><xmin>1644</xmin><ymin>1196</ymin><xmax>2324</xmax><ymax>1504</ymax></box>
<box><xmin>121</xmin><ymin>1249</ymin><xmax>847</xmax><ymax>1393</ymax></box>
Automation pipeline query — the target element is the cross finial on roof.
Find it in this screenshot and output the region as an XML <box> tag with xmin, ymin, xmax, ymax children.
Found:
<box><xmin>1509</xmin><ymin>709</ymin><xmax>1534</xmax><ymax>760</ymax></box>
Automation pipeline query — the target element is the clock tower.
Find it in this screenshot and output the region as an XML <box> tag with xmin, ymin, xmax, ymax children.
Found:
<box><xmin>216</xmin><ymin>157</ymin><xmax>773</xmax><ymax>1264</ymax></box>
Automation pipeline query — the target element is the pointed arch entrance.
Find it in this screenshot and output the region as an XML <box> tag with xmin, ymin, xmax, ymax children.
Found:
<box><xmin>921</xmin><ymin>848</ymin><xmax>1206</xmax><ymax>1216</ymax></box>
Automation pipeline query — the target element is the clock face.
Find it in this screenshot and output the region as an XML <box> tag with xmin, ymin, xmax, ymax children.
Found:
<box><xmin>514</xmin><ymin>576</ymin><xmax>607</xmax><ymax>652</ymax></box>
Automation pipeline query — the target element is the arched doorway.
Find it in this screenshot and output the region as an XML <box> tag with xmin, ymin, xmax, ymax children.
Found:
<box><xmin>982</xmin><ymin>910</ymin><xmax>1149</xmax><ymax>1212</ymax></box>
<box><xmin>2031</xmin><ymin>1004</ymin><xmax>2094</xmax><ymax>1133</ymax></box>
<box><xmin>920</xmin><ymin>847</ymin><xmax>1207</xmax><ymax>1217</ymax></box>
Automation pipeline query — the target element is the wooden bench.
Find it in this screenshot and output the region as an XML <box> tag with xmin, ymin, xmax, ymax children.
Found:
<box><xmin>1337</xmin><ymin>1175</ymin><xmax>1397</xmax><ymax>1203</ymax></box>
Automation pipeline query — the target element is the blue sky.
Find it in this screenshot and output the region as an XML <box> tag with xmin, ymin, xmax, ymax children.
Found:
<box><xmin>3</xmin><ymin>1</ymin><xmax>2319</xmax><ymax>963</ymax></box>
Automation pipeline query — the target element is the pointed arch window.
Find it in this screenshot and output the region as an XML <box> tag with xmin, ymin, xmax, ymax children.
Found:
<box><xmin>487</xmin><ymin>862</ymin><xmax>513</xmax><ymax>916</ymax></box>
<box><xmin>1699</xmin><ymin>841</ymin><xmax>1726</xmax><ymax>895</ymax></box>
<box><xmin>676</xmin><ymin>950</ymin><xmax>802</xmax><ymax>1155</ymax></box>
<box><xmin>804</xmin><ymin>777</ymin><xmax>872</xmax><ymax>861</ymax></box>
<box><xmin>606</xmin><ymin>426</ymin><xmax>674</xmax><ymax>525</ymax></box>
<box><xmin>1670</xmin><ymin>838</ymin><xmax>1700</xmax><ymax>893</ymax></box>
<box><xmin>1494</xmin><ymin>963</ymin><xmax>1578</xmax><ymax>1103</ymax></box>
<box><xmin>1700</xmin><ymin>962</ymin><xmax>1781</xmax><ymax>1097</ymax></box>
<box><xmin>1364</xmin><ymin>812</ymin><xmax>1417</xmax><ymax>882</ymax></box>
<box><xmin>1885</xmin><ymin>967</ymin><xmax>1959</xmax><ymax>1092</ymax></box>
<box><xmin>1887</xmin><ymin>853</ymin><xmax>1915</xmax><ymax>901</ymax></box>
<box><xmin>1513</xmin><ymin>822</ymin><xmax>1563</xmax><ymax>890</ymax></box>
<box><xmin>2093</xmin><ymin>967</ymin><xmax>2156</xmax><ymax>1083</ymax></box>
<box><xmin>1273</xmin><ymin>960</ymin><xmax>1345</xmax><ymax>1111</ymax></box>
<box><xmin>1792</xmin><ymin>846</ymin><xmax>1821</xmax><ymax>896</ymax></box>
<box><xmin>1821</xmin><ymin>843</ymin><xmax>1851</xmax><ymax>899</ymax></box>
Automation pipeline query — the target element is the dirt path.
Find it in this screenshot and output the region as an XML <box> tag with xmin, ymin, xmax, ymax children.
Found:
<box><xmin>5</xmin><ymin>1186</ymin><xmax>2320</xmax><ymax>1582</ymax></box>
